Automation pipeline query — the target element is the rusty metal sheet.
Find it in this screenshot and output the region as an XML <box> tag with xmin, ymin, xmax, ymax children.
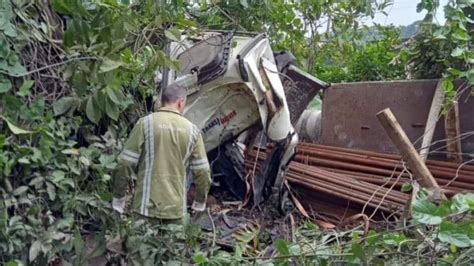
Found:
<box><xmin>321</xmin><ymin>80</ymin><xmax>474</xmax><ymax>160</ymax></box>
<box><xmin>432</xmin><ymin>85</ymin><xmax>474</xmax><ymax>160</ymax></box>
<box><xmin>282</xmin><ymin>65</ymin><xmax>327</xmax><ymax>124</ymax></box>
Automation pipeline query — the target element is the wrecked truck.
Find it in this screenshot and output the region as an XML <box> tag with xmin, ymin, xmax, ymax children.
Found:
<box><xmin>159</xmin><ymin>31</ymin><xmax>327</xmax><ymax>206</ymax></box>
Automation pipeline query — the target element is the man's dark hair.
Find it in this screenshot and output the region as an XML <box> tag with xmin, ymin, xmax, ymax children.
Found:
<box><xmin>161</xmin><ymin>83</ymin><xmax>187</xmax><ymax>104</ymax></box>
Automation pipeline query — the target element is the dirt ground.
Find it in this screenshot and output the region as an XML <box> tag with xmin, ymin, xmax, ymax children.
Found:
<box><xmin>188</xmin><ymin>184</ymin><xmax>297</xmax><ymax>254</ymax></box>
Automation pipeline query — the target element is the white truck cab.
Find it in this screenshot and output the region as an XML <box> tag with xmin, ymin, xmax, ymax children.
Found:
<box><xmin>160</xmin><ymin>31</ymin><xmax>302</xmax><ymax>206</ymax></box>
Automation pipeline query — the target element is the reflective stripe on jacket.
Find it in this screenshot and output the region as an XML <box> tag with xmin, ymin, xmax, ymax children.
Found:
<box><xmin>112</xmin><ymin>107</ymin><xmax>211</xmax><ymax>219</ymax></box>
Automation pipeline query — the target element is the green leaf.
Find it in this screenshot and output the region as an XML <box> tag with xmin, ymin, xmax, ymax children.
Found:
<box><xmin>3</xmin><ymin>23</ymin><xmax>17</xmax><ymax>37</ymax></box>
<box><xmin>175</xmin><ymin>18</ymin><xmax>196</xmax><ymax>28</ymax></box>
<box><xmin>62</xmin><ymin>148</ymin><xmax>80</xmax><ymax>155</ymax></box>
<box><xmin>452</xmin><ymin>29</ymin><xmax>470</xmax><ymax>41</ymax></box>
<box><xmin>240</xmin><ymin>0</ymin><xmax>249</xmax><ymax>8</ymax></box>
<box><xmin>370</xmin><ymin>258</ymin><xmax>385</xmax><ymax>266</ymax></box>
<box><xmin>152</xmin><ymin>50</ymin><xmax>180</xmax><ymax>71</ymax></box>
<box><xmin>106</xmin><ymin>87</ymin><xmax>122</xmax><ymax>104</ymax></box>
<box><xmin>29</xmin><ymin>240</ymin><xmax>41</xmax><ymax>261</ymax></box>
<box><xmin>98</xmin><ymin>191</ymin><xmax>112</xmax><ymax>201</ymax></box>
<box><xmin>52</xmin><ymin>0</ymin><xmax>89</xmax><ymax>17</ymax></box>
<box><xmin>450</xmin><ymin>47</ymin><xmax>465</xmax><ymax>57</ymax></box>
<box><xmin>52</xmin><ymin>0</ymin><xmax>74</xmax><ymax>15</ymax></box>
<box><xmin>46</xmin><ymin>182</ymin><xmax>56</xmax><ymax>201</ymax></box>
<box><xmin>79</xmin><ymin>156</ymin><xmax>91</xmax><ymax>166</ymax></box>
<box><xmin>351</xmin><ymin>243</ymin><xmax>366</xmax><ymax>263</ymax></box>
<box><xmin>0</xmin><ymin>116</ymin><xmax>33</xmax><ymax>134</ymax></box>
<box><xmin>29</xmin><ymin>176</ymin><xmax>44</xmax><ymax>186</ymax></box>
<box><xmin>55</xmin><ymin>214</ymin><xmax>74</xmax><ymax>229</ymax></box>
<box><xmin>73</xmin><ymin>230</ymin><xmax>85</xmax><ymax>262</ymax></box>
<box><xmin>467</xmin><ymin>69</ymin><xmax>474</xmax><ymax>85</ymax></box>
<box><xmin>450</xmin><ymin>243</ymin><xmax>457</xmax><ymax>253</ymax></box>
<box><xmin>0</xmin><ymin>134</ymin><xmax>5</xmax><ymax>148</ymax></box>
<box><xmin>105</xmin><ymin>97</ymin><xmax>120</xmax><ymax>121</ymax></box>
<box><xmin>447</xmin><ymin>68</ymin><xmax>462</xmax><ymax>76</ymax></box>
<box><xmin>288</xmin><ymin>244</ymin><xmax>301</xmax><ymax>255</ymax></box>
<box><xmin>18</xmin><ymin>158</ymin><xmax>30</xmax><ymax>164</ymax></box>
<box><xmin>0</xmin><ymin>78</ymin><xmax>12</xmax><ymax>93</ymax></box>
<box><xmin>13</xmin><ymin>186</ymin><xmax>28</xmax><ymax>196</ymax></box>
<box><xmin>438</xmin><ymin>221</ymin><xmax>472</xmax><ymax>248</ymax></box>
<box><xmin>382</xmin><ymin>232</ymin><xmax>407</xmax><ymax>246</ymax></box>
<box><xmin>416</xmin><ymin>2</ymin><xmax>424</xmax><ymax>13</ymax></box>
<box><xmin>401</xmin><ymin>182</ymin><xmax>413</xmax><ymax>192</ymax></box>
<box><xmin>99</xmin><ymin>58</ymin><xmax>124</xmax><ymax>73</ymax></box>
<box><xmin>275</xmin><ymin>239</ymin><xmax>290</xmax><ymax>256</ymax></box>
<box><xmin>53</xmin><ymin>97</ymin><xmax>79</xmax><ymax>116</ymax></box>
<box><xmin>17</xmin><ymin>80</ymin><xmax>34</xmax><ymax>97</ymax></box>
<box><xmin>0</xmin><ymin>61</ymin><xmax>26</xmax><ymax>76</ymax></box>
<box><xmin>192</xmin><ymin>254</ymin><xmax>206</xmax><ymax>264</ymax></box>
<box><xmin>412</xmin><ymin>199</ymin><xmax>443</xmax><ymax>225</ymax></box>
<box><xmin>441</xmin><ymin>78</ymin><xmax>454</xmax><ymax>93</ymax></box>
<box><xmin>51</xmin><ymin>170</ymin><xmax>65</xmax><ymax>183</ymax></box>
<box><xmin>99</xmin><ymin>154</ymin><xmax>117</xmax><ymax>169</ymax></box>
<box><xmin>433</xmin><ymin>29</ymin><xmax>447</xmax><ymax>40</ymax></box>
<box><xmin>451</xmin><ymin>193</ymin><xmax>474</xmax><ymax>213</ymax></box>
<box><xmin>165</xmin><ymin>28</ymin><xmax>181</xmax><ymax>42</ymax></box>
<box><xmin>86</xmin><ymin>96</ymin><xmax>101</xmax><ymax>124</ymax></box>
<box><xmin>31</xmin><ymin>148</ymin><xmax>42</xmax><ymax>163</ymax></box>
<box><xmin>5</xmin><ymin>260</ymin><xmax>23</xmax><ymax>266</ymax></box>
<box><xmin>366</xmin><ymin>230</ymin><xmax>379</xmax><ymax>245</ymax></box>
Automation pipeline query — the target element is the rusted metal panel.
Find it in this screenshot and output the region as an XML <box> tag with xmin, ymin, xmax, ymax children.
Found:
<box><xmin>282</xmin><ymin>65</ymin><xmax>327</xmax><ymax>124</ymax></box>
<box><xmin>321</xmin><ymin>80</ymin><xmax>474</xmax><ymax>160</ymax></box>
<box><xmin>432</xmin><ymin>86</ymin><xmax>474</xmax><ymax>160</ymax></box>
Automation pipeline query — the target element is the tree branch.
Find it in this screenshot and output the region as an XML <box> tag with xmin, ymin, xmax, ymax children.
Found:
<box><xmin>0</xmin><ymin>56</ymin><xmax>98</xmax><ymax>78</ymax></box>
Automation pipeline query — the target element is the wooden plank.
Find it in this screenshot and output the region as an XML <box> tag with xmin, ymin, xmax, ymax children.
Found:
<box><xmin>376</xmin><ymin>108</ymin><xmax>441</xmax><ymax>190</ymax></box>
<box><xmin>445</xmin><ymin>101</ymin><xmax>463</xmax><ymax>163</ymax></box>
<box><xmin>420</xmin><ymin>81</ymin><xmax>445</xmax><ymax>161</ymax></box>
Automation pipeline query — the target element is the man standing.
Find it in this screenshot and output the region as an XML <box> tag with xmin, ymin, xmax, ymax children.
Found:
<box><xmin>111</xmin><ymin>83</ymin><xmax>211</xmax><ymax>224</ymax></box>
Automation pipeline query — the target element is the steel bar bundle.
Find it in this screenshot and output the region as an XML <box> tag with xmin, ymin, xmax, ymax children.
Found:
<box><xmin>295</xmin><ymin>143</ymin><xmax>474</xmax><ymax>192</ymax></box>
<box><xmin>256</xmin><ymin>143</ymin><xmax>473</xmax><ymax>191</ymax></box>
<box><xmin>245</xmin><ymin>143</ymin><xmax>474</xmax><ymax>224</ymax></box>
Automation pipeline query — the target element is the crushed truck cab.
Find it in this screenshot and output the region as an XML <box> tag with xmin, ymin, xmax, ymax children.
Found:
<box><xmin>160</xmin><ymin>31</ymin><xmax>301</xmax><ymax>205</ymax></box>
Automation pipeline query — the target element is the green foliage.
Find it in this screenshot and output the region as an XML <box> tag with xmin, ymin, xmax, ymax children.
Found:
<box><xmin>409</xmin><ymin>0</ymin><xmax>473</xmax><ymax>100</ymax></box>
<box><xmin>220</xmin><ymin>193</ymin><xmax>473</xmax><ymax>265</ymax></box>
<box><xmin>0</xmin><ymin>113</ymin><xmax>118</xmax><ymax>263</ymax></box>
<box><xmin>0</xmin><ymin>0</ymin><xmax>188</xmax><ymax>264</ymax></box>
<box><xmin>412</xmin><ymin>198</ymin><xmax>447</xmax><ymax>224</ymax></box>
<box><xmin>314</xmin><ymin>25</ymin><xmax>408</xmax><ymax>83</ymax></box>
<box><xmin>191</xmin><ymin>0</ymin><xmax>307</xmax><ymax>55</ymax></box>
<box><xmin>191</xmin><ymin>193</ymin><xmax>473</xmax><ymax>265</ymax></box>
<box><xmin>122</xmin><ymin>218</ymin><xmax>213</xmax><ymax>265</ymax></box>
<box><xmin>191</xmin><ymin>0</ymin><xmax>402</xmax><ymax>83</ymax></box>
<box><xmin>412</xmin><ymin>193</ymin><xmax>474</xmax><ymax>248</ymax></box>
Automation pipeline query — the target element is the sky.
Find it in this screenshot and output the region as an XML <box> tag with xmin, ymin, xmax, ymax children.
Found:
<box><xmin>368</xmin><ymin>0</ymin><xmax>449</xmax><ymax>26</ymax></box>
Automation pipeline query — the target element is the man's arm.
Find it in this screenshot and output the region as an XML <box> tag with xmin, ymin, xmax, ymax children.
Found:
<box><xmin>189</xmin><ymin>132</ymin><xmax>211</xmax><ymax>211</ymax></box>
<box><xmin>112</xmin><ymin>119</ymin><xmax>144</xmax><ymax>206</ymax></box>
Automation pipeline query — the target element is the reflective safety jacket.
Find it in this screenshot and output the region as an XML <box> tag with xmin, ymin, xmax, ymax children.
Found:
<box><xmin>112</xmin><ymin>107</ymin><xmax>211</xmax><ymax>219</ymax></box>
